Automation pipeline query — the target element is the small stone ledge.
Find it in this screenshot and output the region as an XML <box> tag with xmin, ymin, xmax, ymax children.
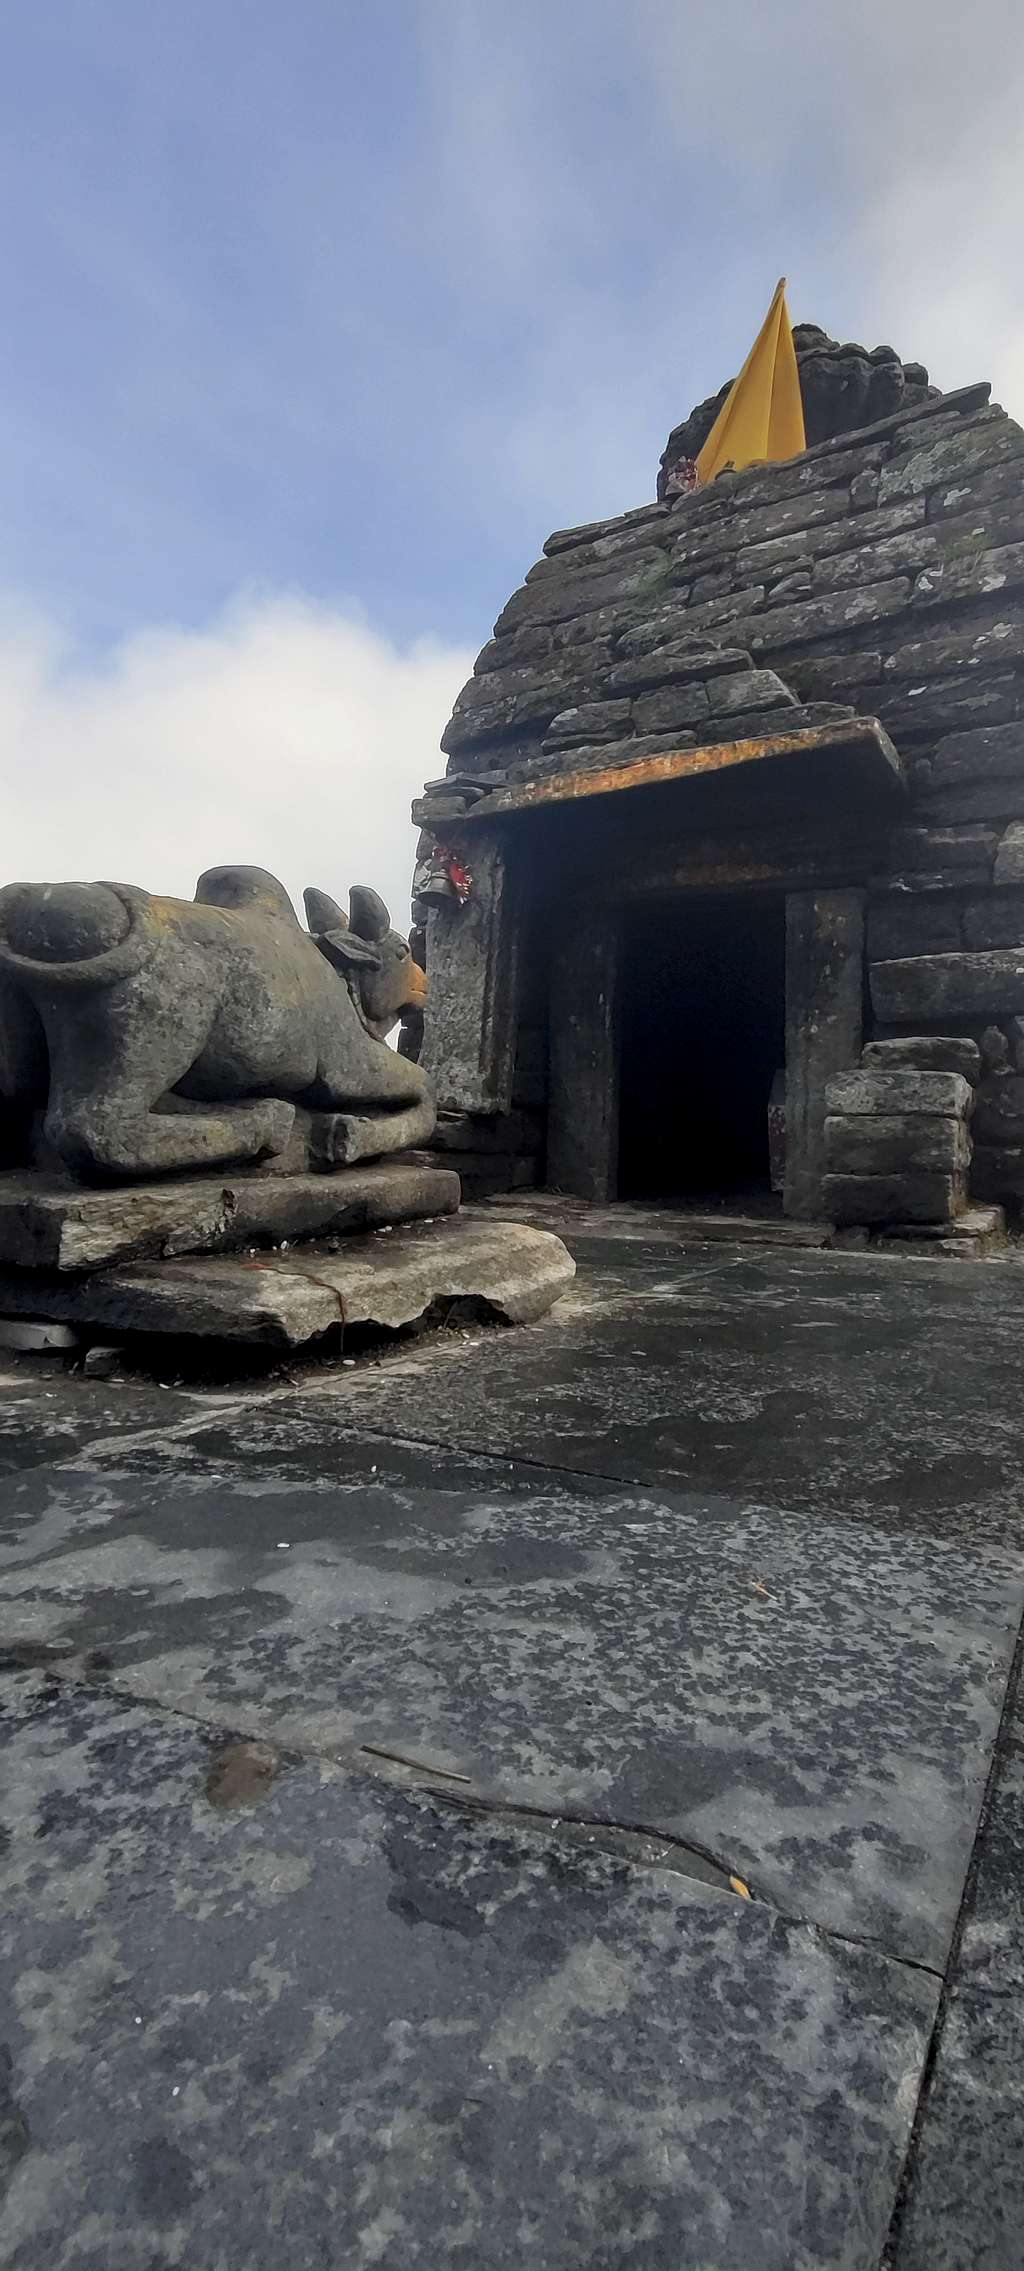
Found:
<box><xmin>0</xmin><ymin>1161</ymin><xmax>461</xmax><ymax>1275</ymax></box>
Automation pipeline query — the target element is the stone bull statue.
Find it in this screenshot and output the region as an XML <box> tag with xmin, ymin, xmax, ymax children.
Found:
<box><xmin>0</xmin><ymin>866</ymin><xmax>432</xmax><ymax>1183</ymax></box>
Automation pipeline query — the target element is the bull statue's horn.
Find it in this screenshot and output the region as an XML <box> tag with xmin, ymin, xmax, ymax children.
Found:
<box><xmin>349</xmin><ymin>886</ymin><xmax>390</xmax><ymax>943</ymax></box>
<box><xmin>303</xmin><ymin>887</ymin><xmax>347</xmax><ymax>935</ymax></box>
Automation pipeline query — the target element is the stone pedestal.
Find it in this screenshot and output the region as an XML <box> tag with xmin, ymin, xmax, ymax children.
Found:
<box><xmin>0</xmin><ymin>1216</ymin><xmax>576</xmax><ymax>1349</ymax></box>
<box><xmin>823</xmin><ymin>1062</ymin><xmax>974</xmax><ymax>1227</ymax></box>
<box><xmin>0</xmin><ymin>1161</ymin><xmax>460</xmax><ymax>1274</ymax></box>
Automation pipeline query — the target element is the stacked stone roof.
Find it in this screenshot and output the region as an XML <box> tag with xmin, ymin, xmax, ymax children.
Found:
<box><xmin>418</xmin><ymin>371</ymin><xmax>1024</xmax><ymax>1205</ymax></box>
<box><xmin>432</xmin><ymin>380</ymin><xmax>1018</xmax><ymax>795</ymax></box>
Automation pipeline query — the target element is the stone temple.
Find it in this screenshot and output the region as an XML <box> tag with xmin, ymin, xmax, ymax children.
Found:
<box><xmin>410</xmin><ymin>327</ymin><xmax>1024</xmax><ymax>1242</ymax></box>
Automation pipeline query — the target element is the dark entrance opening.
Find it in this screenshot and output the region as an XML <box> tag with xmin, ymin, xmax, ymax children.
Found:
<box><xmin>616</xmin><ymin>891</ymin><xmax>786</xmax><ymax>1202</ymax></box>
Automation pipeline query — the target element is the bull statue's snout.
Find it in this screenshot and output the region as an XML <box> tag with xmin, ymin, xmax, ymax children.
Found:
<box><xmin>403</xmin><ymin>959</ymin><xmax>428</xmax><ymax>1011</ymax></box>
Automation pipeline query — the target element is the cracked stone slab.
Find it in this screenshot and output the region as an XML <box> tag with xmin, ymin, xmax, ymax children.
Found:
<box><xmin>1</xmin><ymin>1413</ymin><xmax>1019</xmax><ymax>1966</ymax></box>
<box><xmin>888</xmin><ymin>1668</ymin><xmax>1024</xmax><ymax>2269</ymax></box>
<box><xmin>0</xmin><ymin>1216</ymin><xmax>575</xmax><ymax>1344</ymax></box>
<box><xmin>0</xmin><ymin>1159</ymin><xmax>460</xmax><ymax>1272</ymax></box>
<box><xmin>311</xmin><ymin>1237</ymin><xmax>1024</xmax><ymax>1544</ymax></box>
<box><xmin>956</xmin><ymin>1697</ymin><xmax>1024</xmax><ymax>1999</ymax></box>
<box><xmin>890</xmin><ymin>1990</ymin><xmax>1024</xmax><ymax>2270</ymax></box>
<box><xmin>0</xmin><ymin>1672</ymin><xmax>936</xmax><ymax>2270</ymax></box>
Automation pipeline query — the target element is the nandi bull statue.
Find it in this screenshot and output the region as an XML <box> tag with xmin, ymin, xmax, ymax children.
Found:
<box><xmin>0</xmin><ymin>865</ymin><xmax>433</xmax><ymax>1183</ymax></box>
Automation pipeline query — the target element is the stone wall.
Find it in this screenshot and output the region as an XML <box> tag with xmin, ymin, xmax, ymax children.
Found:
<box><xmin>424</xmin><ymin>379</ymin><xmax>1024</xmax><ymax>1210</ymax></box>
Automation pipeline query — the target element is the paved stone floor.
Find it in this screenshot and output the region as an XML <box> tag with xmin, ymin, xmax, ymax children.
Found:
<box><xmin>1</xmin><ymin>1207</ymin><xmax>1023</xmax><ymax>2267</ymax></box>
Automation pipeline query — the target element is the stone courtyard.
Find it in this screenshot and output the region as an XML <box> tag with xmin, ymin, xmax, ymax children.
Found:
<box><xmin>2</xmin><ymin>1206</ymin><xmax>1023</xmax><ymax>2268</ymax></box>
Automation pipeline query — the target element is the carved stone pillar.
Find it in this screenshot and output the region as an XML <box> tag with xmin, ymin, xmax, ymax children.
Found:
<box><xmin>784</xmin><ymin>889</ymin><xmax>865</xmax><ymax>1217</ymax></box>
<box><xmin>420</xmin><ymin>831</ymin><xmax>521</xmax><ymax>1115</ymax></box>
<box><xmin>547</xmin><ymin>908</ymin><xmax>622</xmax><ymax>1201</ymax></box>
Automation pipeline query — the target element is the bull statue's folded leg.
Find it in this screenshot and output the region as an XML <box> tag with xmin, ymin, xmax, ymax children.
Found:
<box><xmin>314</xmin><ymin>1027</ymin><xmax>436</xmax><ymax>1164</ymax></box>
<box><xmin>47</xmin><ymin>1088</ymin><xmax>296</xmax><ymax>1183</ymax></box>
<box><xmin>327</xmin><ymin>1093</ymin><xmax>437</xmax><ymax>1167</ymax></box>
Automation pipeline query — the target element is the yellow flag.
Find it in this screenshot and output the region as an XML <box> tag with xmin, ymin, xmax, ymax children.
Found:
<box><xmin>695</xmin><ymin>279</ymin><xmax>806</xmax><ymax>486</ymax></box>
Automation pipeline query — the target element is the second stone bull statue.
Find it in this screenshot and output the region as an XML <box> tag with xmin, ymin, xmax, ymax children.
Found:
<box><xmin>0</xmin><ymin>866</ymin><xmax>433</xmax><ymax>1182</ymax></box>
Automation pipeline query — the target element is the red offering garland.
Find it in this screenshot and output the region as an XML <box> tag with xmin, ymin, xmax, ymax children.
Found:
<box><xmin>442</xmin><ymin>852</ymin><xmax>472</xmax><ymax>903</ymax></box>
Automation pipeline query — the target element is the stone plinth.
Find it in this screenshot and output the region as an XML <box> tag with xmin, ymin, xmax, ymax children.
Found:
<box><xmin>0</xmin><ymin>1216</ymin><xmax>576</xmax><ymax>1347</ymax></box>
<box><xmin>823</xmin><ymin>1058</ymin><xmax>975</xmax><ymax>1226</ymax></box>
<box><xmin>0</xmin><ymin>1161</ymin><xmax>460</xmax><ymax>1274</ymax></box>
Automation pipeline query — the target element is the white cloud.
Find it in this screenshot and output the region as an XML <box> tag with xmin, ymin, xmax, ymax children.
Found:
<box><xmin>2</xmin><ymin>592</ymin><xmax>473</xmax><ymax>931</ymax></box>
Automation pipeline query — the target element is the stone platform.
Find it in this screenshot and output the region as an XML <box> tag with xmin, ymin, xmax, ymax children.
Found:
<box><xmin>0</xmin><ymin>1214</ymin><xmax>576</xmax><ymax>1346</ymax></box>
<box><xmin>3</xmin><ymin>1213</ymin><xmax>1024</xmax><ymax>2266</ymax></box>
<box><xmin>0</xmin><ymin>1160</ymin><xmax>460</xmax><ymax>1273</ymax></box>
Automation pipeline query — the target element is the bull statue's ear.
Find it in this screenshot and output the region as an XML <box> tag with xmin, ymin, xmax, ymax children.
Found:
<box><xmin>349</xmin><ymin>886</ymin><xmax>391</xmax><ymax>943</ymax></box>
<box><xmin>303</xmin><ymin>887</ymin><xmax>347</xmax><ymax>935</ymax></box>
<box><xmin>317</xmin><ymin>927</ymin><xmax>383</xmax><ymax>974</ymax></box>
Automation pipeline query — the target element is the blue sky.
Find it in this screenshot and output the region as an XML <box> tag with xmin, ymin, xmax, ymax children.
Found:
<box><xmin>4</xmin><ymin>1</ymin><xmax>1023</xmax><ymax>913</ymax></box>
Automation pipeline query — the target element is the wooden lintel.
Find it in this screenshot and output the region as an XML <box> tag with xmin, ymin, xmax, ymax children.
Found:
<box><xmin>452</xmin><ymin>719</ymin><xmax>904</xmax><ymax>824</ymax></box>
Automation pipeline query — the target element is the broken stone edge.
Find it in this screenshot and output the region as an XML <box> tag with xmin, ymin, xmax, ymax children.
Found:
<box><xmin>0</xmin><ymin>1217</ymin><xmax>577</xmax><ymax>1347</ymax></box>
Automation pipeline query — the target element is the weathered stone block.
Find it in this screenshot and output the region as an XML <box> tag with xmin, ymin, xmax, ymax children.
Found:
<box><xmin>825</xmin><ymin>1068</ymin><xmax>973</xmax><ymax>1118</ymax></box>
<box><xmin>632</xmin><ymin>683</ymin><xmax>711</xmax><ymax>734</ymax></box>
<box><xmin>884</xmin><ymin>614</ymin><xmax>1024</xmax><ymax>680</ymax></box>
<box><xmin>913</xmin><ymin>542</ymin><xmax>1024</xmax><ymax>610</ymax></box>
<box><xmin>673</xmin><ymin>487</ymin><xmax>852</xmax><ymax>578</ymax></box>
<box><xmin>0</xmin><ymin>1162</ymin><xmax>461</xmax><ymax>1274</ymax></box>
<box><xmin>737</xmin><ymin>498</ymin><xmax>925</xmax><ymax>584</ymax></box>
<box><xmin>606</xmin><ymin>644</ymin><xmax>752</xmax><ymax>697</ymax></box>
<box><xmin>543</xmin><ymin>501</ymin><xmax>668</xmax><ymax>557</ymax></box>
<box><xmin>494</xmin><ymin>551</ymin><xmax>670</xmax><ymax>637</ymax></box>
<box><xmin>814</xmin><ymin>525</ymin><xmax>950</xmax><ymax>594</ymax></box>
<box><xmin>822</xmin><ymin>1171</ymin><xmax>966</xmax><ymax>1225</ymax></box>
<box><xmin>730</xmin><ymin>442</ymin><xmax>885</xmax><ymax>507</ymax></box>
<box><xmin>861</xmin><ymin>1036</ymin><xmax>982</xmax><ymax>1081</ymax></box>
<box><xmin>824</xmin><ymin>1113</ymin><xmax>969</xmax><ymax>1174</ymax></box>
<box><xmin>919</xmin><ymin>723</ymin><xmax>1024</xmax><ymax>790</ymax></box>
<box><xmin>973</xmin><ymin>1073</ymin><xmax>1024</xmax><ymax>1142</ymax></box>
<box><xmin>429</xmin><ymin>1111</ymin><xmax>536</xmax><ymax>1156</ymax></box>
<box><xmin>927</xmin><ymin>460</ymin><xmax>1024</xmax><ymax>520</ymax></box>
<box><xmin>994</xmin><ymin>825</ymin><xmax>1024</xmax><ymax>885</ymax></box>
<box><xmin>871</xmin><ymin>951</ymin><xmax>1024</xmax><ymax>1022</ymax></box>
<box><xmin>970</xmin><ymin>1144</ymin><xmax>1024</xmax><ymax>1200</ymax></box>
<box><xmin>705</xmin><ymin>668</ymin><xmax>796</xmax><ymax>715</ymax></box>
<box><xmin>879</xmin><ymin>419</ymin><xmax>1024</xmax><ymax>505</ymax></box>
<box><xmin>790</xmin><ymin>653</ymin><xmax>887</xmax><ymax>702</ymax></box>
<box><xmin>912</xmin><ymin>774</ymin><xmax>1024</xmax><ymax>828</ymax></box>
<box><xmin>866</xmin><ymin>898</ymin><xmax>964</xmax><ymax>961</ymax></box>
<box><xmin>657</xmin><ymin>585</ymin><xmax>766</xmax><ymax>642</ymax></box>
<box><xmin>886</xmin><ymin>826</ymin><xmax>998</xmax><ymax>875</ymax></box>
<box><xmin>542</xmin><ymin>700</ymin><xmax>633</xmax><ymax>752</ymax></box>
<box><xmin>962</xmin><ymin>892</ymin><xmax>1024</xmax><ymax>950</ymax></box>
<box><xmin>528</xmin><ymin>517</ymin><xmax>670</xmax><ymax>582</ymax></box>
<box><xmin>441</xmin><ymin>684</ymin><xmax>566</xmax><ymax>756</ymax></box>
<box><xmin>691</xmin><ymin>567</ymin><xmax>736</xmax><ymax>604</ymax></box>
<box><xmin>874</xmin><ymin>1204</ymin><xmax>1007</xmax><ymax>1255</ymax></box>
<box><xmin>869</xmin><ymin>677</ymin><xmax>1020</xmax><ymax>746</ymax></box>
<box><xmin>768</xmin><ymin>570</ymin><xmax>814</xmax><ymax>601</ymax></box>
<box><xmin>742</xmin><ymin>580</ymin><xmax>913</xmax><ymax>656</ymax></box>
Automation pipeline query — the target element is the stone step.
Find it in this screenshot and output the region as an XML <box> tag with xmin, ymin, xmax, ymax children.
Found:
<box><xmin>0</xmin><ymin>1161</ymin><xmax>460</xmax><ymax>1275</ymax></box>
<box><xmin>0</xmin><ymin>1217</ymin><xmax>576</xmax><ymax>1348</ymax></box>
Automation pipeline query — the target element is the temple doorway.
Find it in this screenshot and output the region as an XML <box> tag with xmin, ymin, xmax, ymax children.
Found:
<box><xmin>616</xmin><ymin>891</ymin><xmax>786</xmax><ymax>1203</ymax></box>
